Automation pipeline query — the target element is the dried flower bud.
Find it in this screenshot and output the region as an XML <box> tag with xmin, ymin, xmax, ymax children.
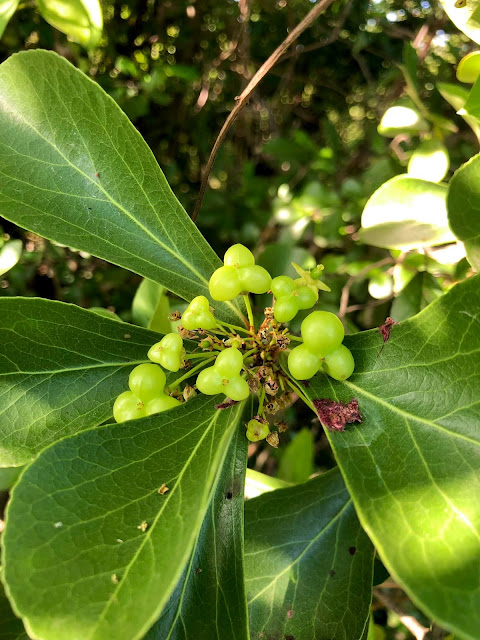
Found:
<box><xmin>275</xmin><ymin>421</ymin><xmax>288</xmax><ymax>433</ymax></box>
<box><xmin>183</xmin><ymin>384</ymin><xmax>197</xmax><ymax>401</ymax></box>
<box><xmin>265</xmin><ymin>377</ymin><xmax>279</xmax><ymax>396</ymax></box>
<box><xmin>266</xmin><ymin>432</ymin><xmax>279</xmax><ymax>448</ymax></box>
<box><xmin>169</xmin><ymin>311</ymin><xmax>181</xmax><ymax>321</ymax></box>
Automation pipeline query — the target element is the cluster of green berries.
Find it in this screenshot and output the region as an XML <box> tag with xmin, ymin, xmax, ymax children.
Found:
<box><xmin>112</xmin><ymin>243</ymin><xmax>355</xmax><ymax>444</ymax></box>
<box><xmin>209</xmin><ymin>244</ymin><xmax>271</xmax><ymax>301</ymax></box>
<box><xmin>196</xmin><ymin>347</ymin><xmax>249</xmax><ymax>401</ymax></box>
<box><xmin>288</xmin><ymin>311</ymin><xmax>354</xmax><ymax>381</ymax></box>
<box><xmin>113</xmin><ymin>363</ymin><xmax>180</xmax><ymax>423</ymax></box>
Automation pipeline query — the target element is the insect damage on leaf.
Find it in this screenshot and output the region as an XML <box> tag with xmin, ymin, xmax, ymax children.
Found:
<box><xmin>215</xmin><ymin>398</ymin><xmax>239</xmax><ymax>409</ymax></box>
<box><xmin>378</xmin><ymin>317</ymin><xmax>397</xmax><ymax>344</ymax></box>
<box><xmin>313</xmin><ymin>398</ymin><xmax>362</xmax><ymax>432</ymax></box>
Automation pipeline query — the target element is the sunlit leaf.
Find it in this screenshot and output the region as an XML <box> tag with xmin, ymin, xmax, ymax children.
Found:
<box><xmin>360</xmin><ymin>176</ymin><xmax>455</xmax><ymax>249</ymax></box>
<box><xmin>2</xmin><ymin>397</ymin><xmax>243</xmax><ymax>640</ymax></box>
<box><xmin>377</xmin><ymin>104</ymin><xmax>429</xmax><ymax>138</ymax></box>
<box><xmin>36</xmin><ymin>0</ymin><xmax>103</xmax><ymax>48</ymax></box>
<box><xmin>457</xmin><ymin>51</ymin><xmax>480</xmax><ymax>83</ymax></box>
<box><xmin>440</xmin><ymin>0</ymin><xmax>480</xmax><ymax>45</ymax></box>
<box><xmin>407</xmin><ymin>139</ymin><xmax>450</xmax><ymax>183</ymax></box>
<box><xmin>0</xmin><ymin>239</ymin><xmax>21</xmax><ymax>276</ymax></box>
<box><xmin>300</xmin><ymin>275</ymin><xmax>480</xmax><ymax>640</ymax></box>
<box><xmin>437</xmin><ymin>81</ymin><xmax>480</xmax><ymax>141</ymax></box>
<box><xmin>132</xmin><ymin>278</ymin><xmax>171</xmax><ymax>334</ymax></box>
<box><xmin>0</xmin><ymin>0</ymin><xmax>18</xmax><ymax>39</ymax></box>
<box><xmin>245</xmin><ymin>468</ymin><xmax>374</xmax><ymax>640</ymax></box>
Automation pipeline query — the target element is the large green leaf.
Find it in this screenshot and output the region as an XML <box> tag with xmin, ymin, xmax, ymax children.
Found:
<box><xmin>390</xmin><ymin>271</ymin><xmax>442</xmax><ymax>321</ymax></box>
<box><xmin>440</xmin><ymin>0</ymin><xmax>480</xmax><ymax>45</ymax></box>
<box><xmin>447</xmin><ymin>154</ymin><xmax>480</xmax><ymax>270</ymax></box>
<box><xmin>0</xmin><ymin>297</ymin><xmax>160</xmax><ymax>467</ymax></box>
<box><xmin>37</xmin><ymin>0</ymin><xmax>103</xmax><ymax>48</ymax></box>
<box><xmin>0</xmin><ymin>51</ymin><xmax>243</xmax><ymax>325</ymax></box>
<box><xmin>131</xmin><ymin>278</ymin><xmax>171</xmax><ymax>334</ymax></box>
<box><xmin>359</xmin><ymin>176</ymin><xmax>456</xmax><ymax>250</ymax></box>
<box><xmin>0</xmin><ymin>0</ymin><xmax>18</xmax><ymax>39</ymax></box>
<box><xmin>146</xmin><ymin>422</ymin><xmax>249</xmax><ymax>640</ymax></box>
<box><xmin>2</xmin><ymin>396</ymin><xmax>243</xmax><ymax>640</ymax></box>
<box><xmin>244</xmin><ymin>468</ymin><xmax>374</xmax><ymax>640</ymax></box>
<box><xmin>299</xmin><ymin>275</ymin><xmax>480</xmax><ymax>640</ymax></box>
<box><xmin>437</xmin><ymin>82</ymin><xmax>480</xmax><ymax>142</ymax></box>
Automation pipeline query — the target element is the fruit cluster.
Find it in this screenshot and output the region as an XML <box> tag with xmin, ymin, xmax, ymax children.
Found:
<box><xmin>112</xmin><ymin>243</ymin><xmax>355</xmax><ymax>444</ymax></box>
<box><xmin>288</xmin><ymin>311</ymin><xmax>354</xmax><ymax>381</ymax></box>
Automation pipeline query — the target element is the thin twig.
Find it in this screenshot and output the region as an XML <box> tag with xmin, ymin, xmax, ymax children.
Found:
<box><xmin>338</xmin><ymin>257</ymin><xmax>395</xmax><ymax>322</ymax></box>
<box><xmin>373</xmin><ymin>588</ymin><xmax>429</xmax><ymax>640</ymax></box>
<box><xmin>191</xmin><ymin>0</ymin><xmax>336</xmax><ymax>222</ymax></box>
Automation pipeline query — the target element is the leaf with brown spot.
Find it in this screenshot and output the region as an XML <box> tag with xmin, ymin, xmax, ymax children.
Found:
<box><xmin>313</xmin><ymin>398</ymin><xmax>362</xmax><ymax>432</ymax></box>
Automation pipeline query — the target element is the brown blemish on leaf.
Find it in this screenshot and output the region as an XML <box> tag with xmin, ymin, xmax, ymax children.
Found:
<box><xmin>196</xmin><ymin>567</ymin><xmax>203</xmax><ymax>574</ymax></box>
<box><xmin>329</xmin><ymin>569</ymin><xmax>336</xmax><ymax>577</ymax></box>
<box><xmin>111</xmin><ymin>574</ymin><xmax>119</xmax><ymax>584</ymax></box>
<box><xmin>137</xmin><ymin>521</ymin><xmax>148</xmax><ymax>532</ymax></box>
<box><xmin>158</xmin><ymin>484</ymin><xmax>169</xmax><ymax>495</ymax></box>
<box><xmin>378</xmin><ymin>317</ymin><xmax>397</xmax><ymax>355</ymax></box>
<box><xmin>215</xmin><ymin>398</ymin><xmax>239</xmax><ymax>410</ymax></box>
<box><xmin>287</xmin><ymin>609</ymin><xmax>294</xmax><ymax>619</ymax></box>
<box><xmin>349</xmin><ymin>546</ymin><xmax>356</xmax><ymax>555</ymax></box>
<box><xmin>123</xmin><ymin>333</ymin><xmax>131</xmax><ymax>339</ymax></box>
<box><xmin>313</xmin><ymin>398</ymin><xmax>362</xmax><ymax>432</ymax></box>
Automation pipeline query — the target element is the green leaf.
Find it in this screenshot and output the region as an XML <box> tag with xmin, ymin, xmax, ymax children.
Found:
<box><xmin>0</xmin><ymin>297</ymin><xmax>160</xmax><ymax>467</ymax></box>
<box><xmin>36</xmin><ymin>0</ymin><xmax>103</xmax><ymax>48</ymax></box>
<box><xmin>437</xmin><ymin>82</ymin><xmax>480</xmax><ymax>142</ymax></box>
<box><xmin>244</xmin><ymin>468</ymin><xmax>374</xmax><ymax>640</ymax></box>
<box><xmin>132</xmin><ymin>278</ymin><xmax>171</xmax><ymax>334</ymax></box>
<box><xmin>277</xmin><ymin>428</ymin><xmax>314</xmax><ymax>484</ymax></box>
<box><xmin>440</xmin><ymin>0</ymin><xmax>480</xmax><ymax>45</ymax></box>
<box><xmin>377</xmin><ymin>103</ymin><xmax>429</xmax><ymax>138</ymax></box>
<box><xmin>447</xmin><ymin>153</ymin><xmax>480</xmax><ymax>270</ymax></box>
<box><xmin>301</xmin><ymin>275</ymin><xmax>480</xmax><ymax>640</ymax></box>
<box><xmin>360</xmin><ymin>175</ymin><xmax>456</xmax><ymax>250</ymax></box>
<box><xmin>407</xmin><ymin>139</ymin><xmax>450</xmax><ymax>183</ymax></box>
<box><xmin>0</xmin><ymin>0</ymin><xmax>18</xmax><ymax>39</ymax></box>
<box><xmin>0</xmin><ymin>50</ymin><xmax>244</xmax><ymax>325</ymax></box>
<box><xmin>0</xmin><ymin>466</ymin><xmax>22</xmax><ymax>491</ymax></box>
<box><xmin>145</xmin><ymin>421</ymin><xmax>249</xmax><ymax>640</ymax></box>
<box><xmin>0</xmin><ymin>583</ymin><xmax>29</xmax><ymax>640</ymax></box>
<box><xmin>390</xmin><ymin>271</ymin><xmax>442</xmax><ymax>321</ymax></box>
<box><xmin>2</xmin><ymin>396</ymin><xmax>243</xmax><ymax>640</ymax></box>
<box><xmin>457</xmin><ymin>51</ymin><xmax>480</xmax><ymax>83</ymax></box>
<box><xmin>0</xmin><ymin>239</ymin><xmax>21</xmax><ymax>276</ymax></box>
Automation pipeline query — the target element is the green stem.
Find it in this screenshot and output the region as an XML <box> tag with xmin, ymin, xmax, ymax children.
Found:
<box><xmin>216</xmin><ymin>320</ymin><xmax>251</xmax><ymax>335</ymax></box>
<box><xmin>288</xmin><ymin>334</ymin><xmax>303</xmax><ymax>342</ymax></box>
<box><xmin>243</xmin><ymin>294</ymin><xmax>255</xmax><ymax>332</ymax></box>
<box><xmin>286</xmin><ymin>379</ymin><xmax>315</xmax><ymax>411</ymax></box>
<box><xmin>185</xmin><ymin>352</ymin><xmax>215</xmax><ymax>359</ymax></box>
<box><xmin>168</xmin><ymin>356</ymin><xmax>215</xmax><ymax>390</ymax></box>
<box><xmin>258</xmin><ymin>384</ymin><xmax>266</xmax><ymax>418</ymax></box>
<box><xmin>243</xmin><ymin>348</ymin><xmax>257</xmax><ymax>360</ymax></box>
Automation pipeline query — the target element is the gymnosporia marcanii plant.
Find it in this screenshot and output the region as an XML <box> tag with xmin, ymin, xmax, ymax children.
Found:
<box><xmin>0</xmin><ymin>50</ymin><xmax>479</xmax><ymax>640</ymax></box>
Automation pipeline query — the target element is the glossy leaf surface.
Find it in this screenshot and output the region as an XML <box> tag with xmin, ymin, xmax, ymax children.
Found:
<box><xmin>300</xmin><ymin>275</ymin><xmax>480</xmax><ymax>640</ymax></box>
<box><xmin>37</xmin><ymin>0</ymin><xmax>103</xmax><ymax>48</ymax></box>
<box><xmin>0</xmin><ymin>51</ymin><xmax>243</xmax><ymax>324</ymax></box>
<box><xmin>146</xmin><ymin>425</ymin><xmax>249</xmax><ymax>640</ymax></box>
<box><xmin>0</xmin><ymin>0</ymin><xmax>18</xmax><ymax>39</ymax></box>
<box><xmin>245</xmin><ymin>468</ymin><xmax>374</xmax><ymax>640</ymax></box>
<box><xmin>2</xmin><ymin>397</ymin><xmax>243</xmax><ymax>640</ymax></box>
<box><xmin>0</xmin><ymin>297</ymin><xmax>157</xmax><ymax>467</ymax></box>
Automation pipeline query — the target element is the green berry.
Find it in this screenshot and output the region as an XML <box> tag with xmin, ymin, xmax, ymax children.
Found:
<box><xmin>144</xmin><ymin>394</ymin><xmax>181</xmax><ymax>415</ymax></box>
<box><xmin>287</xmin><ymin>344</ymin><xmax>321</xmax><ymax>380</ymax></box>
<box><xmin>246</xmin><ymin>418</ymin><xmax>270</xmax><ymax>442</ymax></box>
<box><xmin>238</xmin><ymin>265</ymin><xmax>272</xmax><ymax>294</ymax></box>
<box><xmin>182</xmin><ymin>295</ymin><xmax>217</xmax><ymax>330</ymax></box>
<box><xmin>274</xmin><ymin>297</ymin><xmax>298</xmax><ymax>323</ymax></box>
<box><xmin>323</xmin><ymin>345</ymin><xmax>355</xmax><ymax>381</ymax></box>
<box><xmin>301</xmin><ymin>311</ymin><xmax>344</xmax><ymax>355</ymax></box>
<box><xmin>295</xmin><ymin>285</ymin><xmax>317</xmax><ymax>310</ymax></box>
<box><xmin>310</xmin><ymin>266</ymin><xmax>323</xmax><ymax>280</ymax></box>
<box><xmin>113</xmin><ymin>391</ymin><xmax>146</xmax><ymax>423</ymax></box>
<box><xmin>224</xmin><ymin>243</ymin><xmax>255</xmax><ymax>267</ymax></box>
<box><xmin>271</xmin><ymin>275</ymin><xmax>295</xmax><ymax>298</ymax></box>
<box><xmin>224</xmin><ymin>375</ymin><xmax>250</xmax><ymax>401</ymax></box>
<box><xmin>196</xmin><ymin>366</ymin><xmax>224</xmax><ymax>395</ymax></box>
<box><xmin>129</xmin><ymin>364</ymin><xmax>166</xmax><ymax>403</ymax></box>
<box><xmin>209</xmin><ymin>266</ymin><xmax>242</xmax><ymax>301</ymax></box>
<box><xmin>215</xmin><ymin>347</ymin><xmax>243</xmax><ymax>377</ymax></box>
<box><xmin>148</xmin><ymin>333</ymin><xmax>183</xmax><ymax>372</ymax></box>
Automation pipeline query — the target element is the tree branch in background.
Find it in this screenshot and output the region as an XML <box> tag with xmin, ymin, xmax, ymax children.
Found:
<box><xmin>191</xmin><ymin>0</ymin><xmax>336</xmax><ymax>223</ymax></box>
<box><xmin>373</xmin><ymin>588</ymin><xmax>430</xmax><ymax>640</ymax></box>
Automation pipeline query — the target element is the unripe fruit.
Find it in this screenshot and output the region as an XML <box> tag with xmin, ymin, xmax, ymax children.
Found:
<box><xmin>182</xmin><ymin>295</ymin><xmax>217</xmax><ymax>330</ymax></box>
<box><xmin>287</xmin><ymin>344</ymin><xmax>321</xmax><ymax>380</ymax></box>
<box><xmin>209</xmin><ymin>266</ymin><xmax>242</xmax><ymax>301</ymax></box>
<box><xmin>301</xmin><ymin>311</ymin><xmax>344</xmax><ymax>355</ymax></box>
<box><xmin>295</xmin><ymin>285</ymin><xmax>317</xmax><ymax>310</ymax></box>
<box><xmin>129</xmin><ymin>364</ymin><xmax>166</xmax><ymax>403</ymax></box>
<box><xmin>144</xmin><ymin>394</ymin><xmax>181</xmax><ymax>415</ymax></box>
<box><xmin>215</xmin><ymin>347</ymin><xmax>243</xmax><ymax>377</ymax></box>
<box><xmin>196</xmin><ymin>366</ymin><xmax>224</xmax><ymax>395</ymax></box>
<box><xmin>238</xmin><ymin>265</ymin><xmax>272</xmax><ymax>294</ymax></box>
<box><xmin>273</xmin><ymin>297</ymin><xmax>298</xmax><ymax>323</ymax></box>
<box><xmin>323</xmin><ymin>344</ymin><xmax>355</xmax><ymax>381</ymax></box>
<box><xmin>113</xmin><ymin>391</ymin><xmax>146</xmax><ymax>423</ymax></box>
<box><xmin>224</xmin><ymin>244</ymin><xmax>255</xmax><ymax>267</ymax></box>
<box><xmin>246</xmin><ymin>418</ymin><xmax>270</xmax><ymax>442</ymax></box>
<box><xmin>224</xmin><ymin>376</ymin><xmax>250</xmax><ymax>401</ymax></box>
<box><xmin>271</xmin><ymin>275</ymin><xmax>295</xmax><ymax>298</ymax></box>
<box><xmin>148</xmin><ymin>333</ymin><xmax>183</xmax><ymax>372</ymax></box>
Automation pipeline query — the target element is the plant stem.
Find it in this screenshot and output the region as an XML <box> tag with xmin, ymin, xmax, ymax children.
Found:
<box><xmin>288</xmin><ymin>334</ymin><xmax>303</xmax><ymax>342</ymax></box>
<box><xmin>217</xmin><ymin>320</ymin><xmax>251</xmax><ymax>335</ymax></box>
<box><xmin>185</xmin><ymin>352</ymin><xmax>216</xmax><ymax>359</ymax></box>
<box><xmin>243</xmin><ymin>348</ymin><xmax>257</xmax><ymax>360</ymax></box>
<box><xmin>286</xmin><ymin>379</ymin><xmax>315</xmax><ymax>411</ymax></box>
<box><xmin>243</xmin><ymin>294</ymin><xmax>255</xmax><ymax>332</ymax></box>
<box><xmin>258</xmin><ymin>384</ymin><xmax>266</xmax><ymax>418</ymax></box>
<box><xmin>168</xmin><ymin>356</ymin><xmax>215</xmax><ymax>390</ymax></box>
